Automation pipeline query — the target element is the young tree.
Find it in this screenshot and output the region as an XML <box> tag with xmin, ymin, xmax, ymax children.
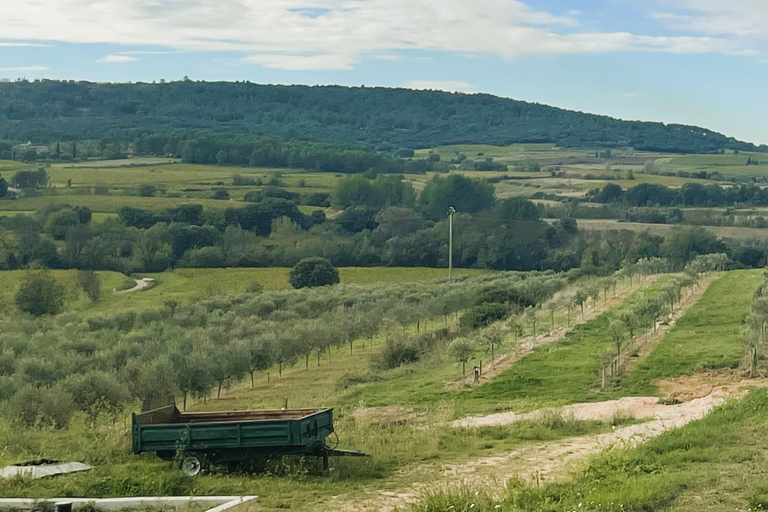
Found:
<box><xmin>448</xmin><ymin>337</ymin><xmax>474</xmax><ymax>377</ymax></box>
<box><xmin>619</xmin><ymin>312</ymin><xmax>638</xmax><ymax>340</ymax></box>
<box><xmin>609</xmin><ymin>320</ymin><xmax>625</xmax><ymax>359</ymax></box>
<box><xmin>122</xmin><ymin>357</ymin><xmax>177</xmax><ymax>411</ymax></box>
<box><xmin>508</xmin><ymin>316</ymin><xmax>524</xmax><ymax>342</ymax></box>
<box><xmin>15</xmin><ymin>270</ymin><xmax>65</xmax><ymax>316</ymax></box>
<box><xmin>242</xmin><ymin>335</ymin><xmax>275</xmax><ymax>389</ymax></box>
<box><xmin>210</xmin><ymin>343</ymin><xmax>250</xmax><ymax>398</ymax></box>
<box><xmin>574</xmin><ymin>290</ymin><xmax>587</xmax><ymax>318</ymax></box>
<box><xmin>546</xmin><ymin>301</ymin><xmax>557</xmax><ymax>331</ymax></box>
<box><xmin>77</xmin><ymin>270</ymin><xmax>101</xmax><ymax>302</ymax></box>
<box><xmin>169</xmin><ymin>350</ymin><xmax>213</xmax><ymax>411</ymax></box>
<box><xmin>525</xmin><ymin>306</ymin><xmax>538</xmax><ymax>338</ymax></box>
<box><xmin>479</xmin><ymin>326</ymin><xmax>504</xmax><ymax>368</ymax></box>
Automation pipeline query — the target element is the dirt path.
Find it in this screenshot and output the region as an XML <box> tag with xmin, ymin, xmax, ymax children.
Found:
<box><xmin>117</xmin><ymin>277</ymin><xmax>154</xmax><ymax>294</ymax></box>
<box><xmin>334</xmin><ymin>389</ymin><xmax>737</xmax><ymax>512</ymax></box>
<box><xmin>454</xmin><ymin>277</ymin><xmax>659</xmax><ymax>388</ymax></box>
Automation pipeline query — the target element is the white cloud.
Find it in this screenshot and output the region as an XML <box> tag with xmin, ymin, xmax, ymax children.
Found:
<box><xmin>0</xmin><ymin>66</ymin><xmax>49</xmax><ymax>72</ymax></box>
<box><xmin>97</xmin><ymin>55</ymin><xmax>138</xmax><ymax>63</ymax></box>
<box><xmin>0</xmin><ymin>42</ymin><xmax>49</xmax><ymax>47</ymax></box>
<box><xmin>404</xmin><ymin>80</ymin><xmax>476</xmax><ymax>93</ymax></box>
<box><xmin>653</xmin><ymin>1</ymin><xmax>768</xmax><ymax>39</ymax></box>
<box><xmin>243</xmin><ymin>53</ymin><xmax>357</xmax><ymax>71</ymax></box>
<box><xmin>0</xmin><ymin>0</ymin><xmax>756</xmax><ymax>71</ymax></box>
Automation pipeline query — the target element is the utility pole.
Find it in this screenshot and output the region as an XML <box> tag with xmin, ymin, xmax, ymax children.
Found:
<box><xmin>448</xmin><ymin>206</ymin><xmax>456</xmax><ymax>282</ymax></box>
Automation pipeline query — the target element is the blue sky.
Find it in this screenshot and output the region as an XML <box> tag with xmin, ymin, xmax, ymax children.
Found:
<box><xmin>2</xmin><ymin>0</ymin><xmax>768</xmax><ymax>144</ymax></box>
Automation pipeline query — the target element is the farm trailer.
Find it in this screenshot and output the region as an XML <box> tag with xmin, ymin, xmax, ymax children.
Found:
<box><xmin>132</xmin><ymin>405</ymin><xmax>364</xmax><ymax>476</ymax></box>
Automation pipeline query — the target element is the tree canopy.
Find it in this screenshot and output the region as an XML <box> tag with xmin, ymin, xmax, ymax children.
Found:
<box><xmin>0</xmin><ymin>81</ymin><xmax>762</xmax><ymax>154</ymax></box>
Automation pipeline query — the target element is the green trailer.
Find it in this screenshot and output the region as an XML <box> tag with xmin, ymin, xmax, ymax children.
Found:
<box><xmin>132</xmin><ymin>405</ymin><xmax>364</xmax><ymax>476</ymax></box>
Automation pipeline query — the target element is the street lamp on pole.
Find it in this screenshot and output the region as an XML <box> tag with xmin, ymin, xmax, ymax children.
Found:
<box><xmin>448</xmin><ymin>206</ymin><xmax>456</xmax><ymax>282</ymax></box>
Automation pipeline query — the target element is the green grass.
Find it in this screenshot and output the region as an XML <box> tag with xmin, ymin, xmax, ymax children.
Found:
<box><xmin>623</xmin><ymin>270</ymin><xmax>762</xmax><ymax>395</ymax></box>
<box><xmin>481</xmin><ymin>388</ymin><xmax>768</xmax><ymax>512</ymax></box>
<box><xmin>662</xmin><ymin>151</ymin><xmax>768</xmax><ymax>177</ymax></box>
<box><xmin>0</xmin><ymin>267</ymin><xmax>492</xmax><ymax>316</ymax></box>
<box><xmin>340</xmin><ymin>277</ymin><xmax>672</xmax><ymax>415</ymax></box>
<box><xmin>0</xmin><ymin>270</ymin><xmax>134</xmax><ymax>314</ymax></box>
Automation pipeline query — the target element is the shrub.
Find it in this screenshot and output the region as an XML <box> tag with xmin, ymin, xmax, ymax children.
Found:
<box><xmin>10</xmin><ymin>385</ymin><xmax>76</xmax><ymax>428</ymax></box>
<box><xmin>15</xmin><ymin>270</ymin><xmax>65</xmax><ymax>316</ymax></box>
<box><xmin>370</xmin><ymin>338</ymin><xmax>420</xmax><ymax>371</ymax></box>
<box><xmin>77</xmin><ymin>270</ymin><xmax>101</xmax><ymax>302</ymax></box>
<box><xmin>138</xmin><ymin>184</ymin><xmax>157</xmax><ymax>197</ymax></box>
<box><xmin>211</xmin><ymin>188</ymin><xmax>230</xmax><ymax>200</ymax></box>
<box><xmin>336</xmin><ymin>372</ymin><xmax>386</xmax><ymax>391</ymax></box>
<box><xmin>289</xmin><ymin>258</ymin><xmax>340</xmax><ymax>289</ymax></box>
<box><xmin>459</xmin><ymin>302</ymin><xmax>510</xmax><ymax>330</ymax></box>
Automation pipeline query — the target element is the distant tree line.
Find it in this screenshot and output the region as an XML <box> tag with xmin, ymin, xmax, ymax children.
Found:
<box><xmin>589</xmin><ymin>182</ymin><xmax>768</xmax><ymax>208</ymax></box>
<box><xmin>0</xmin><ymin>80</ymin><xmax>764</xmax><ymax>154</ymax></box>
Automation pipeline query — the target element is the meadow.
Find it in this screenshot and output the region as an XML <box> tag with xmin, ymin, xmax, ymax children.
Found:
<box><xmin>573</xmin><ymin>218</ymin><xmax>768</xmax><ymax>241</ymax></box>
<box><xmin>0</xmin><ymin>267</ymin><xmax>491</xmax><ymax>315</ymax></box>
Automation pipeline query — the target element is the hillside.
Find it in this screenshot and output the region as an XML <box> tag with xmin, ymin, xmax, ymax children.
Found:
<box><xmin>0</xmin><ymin>81</ymin><xmax>763</xmax><ymax>154</ymax></box>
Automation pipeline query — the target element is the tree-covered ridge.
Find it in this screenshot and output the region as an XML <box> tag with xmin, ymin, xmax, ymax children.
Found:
<box><xmin>0</xmin><ymin>80</ymin><xmax>762</xmax><ymax>154</ymax></box>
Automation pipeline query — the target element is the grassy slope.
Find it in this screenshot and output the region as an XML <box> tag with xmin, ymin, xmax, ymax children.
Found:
<box><xmin>340</xmin><ymin>277</ymin><xmax>672</xmax><ymax>414</ymax></box>
<box><xmin>489</xmin><ymin>388</ymin><xmax>768</xmax><ymax>512</ymax></box>
<box><xmin>0</xmin><ymin>267</ymin><xmax>492</xmax><ymax>316</ymax></box>
<box><xmin>623</xmin><ymin>269</ymin><xmax>763</xmax><ymax>395</ymax></box>
<box><xmin>0</xmin><ymin>270</ymin><xmax>134</xmax><ymax>314</ymax></box>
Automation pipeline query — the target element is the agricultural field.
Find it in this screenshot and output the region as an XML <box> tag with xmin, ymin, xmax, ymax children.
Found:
<box><xmin>662</xmin><ymin>151</ymin><xmax>768</xmax><ymax>178</ymax></box>
<box><xmin>3</xmin><ymin>143</ymin><xmax>768</xmax><ymax>512</ymax></box>
<box><xmin>573</xmin><ymin>218</ymin><xmax>768</xmax><ymax>241</ymax></box>
<box><xmin>3</xmin><ymin>257</ymin><xmax>759</xmax><ymax>512</ymax></box>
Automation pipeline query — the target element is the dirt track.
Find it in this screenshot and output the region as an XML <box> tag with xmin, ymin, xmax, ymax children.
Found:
<box><xmin>327</xmin><ymin>276</ymin><xmax>753</xmax><ymax>512</ymax></box>
<box><xmin>337</xmin><ymin>386</ymin><xmax>743</xmax><ymax>512</ymax></box>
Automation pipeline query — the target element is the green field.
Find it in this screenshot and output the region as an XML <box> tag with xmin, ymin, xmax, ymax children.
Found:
<box><xmin>574</xmin><ymin>218</ymin><xmax>768</xmax><ymax>241</ymax></box>
<box><xmin>0</xmin><ymin>267</ymin><xmax>492</xmax><ymax>315</ymax></box>
<box><xmin>624</xmin><ymin>270</ymin><xmax>762</xmax><ymax>394</ymax></box>
<box><xmin>0</xmin><ymin>270</ymin><xmax>135</xmax><ymax>314</ymax></box>
<box><xmin>662</xmin><ymin>151</ymin><xmax>768</xmax><ymax>177</ymax></box>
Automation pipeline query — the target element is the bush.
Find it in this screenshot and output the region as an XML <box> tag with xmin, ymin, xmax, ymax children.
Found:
<box><xmin>459</xmin><ymin>302</ymin><xmax>510</xmax><ymax>330</ymax></box>
<box><xmin>211</xmin><ymin>188</ymin><xmax>230</xmax><ymax>200</ymax></box>
<box><xmin>370</xmin><ymin>338</ymin><xmax>420</xmax><ymax>371</ymax></box>
<box><xmin>336</xmin><ymin>372</ymin><xmax>386</xmax><ymax>391</ymax></box>
<box><xmin>138</xmin><ymin>184</ymin><xmax>158</xmax><ymax>197</ymax></box>
<box><xmin>15</xmin><ymin>270</ymin><xmax>65</xmax><ymax>316</ymax></box>
<box><xmin>77</xmin><ymin>270</ymin><xmax>101</xmax><ymax>302</ymax></box>
<box><xmin>10</xmin><ymin>385</ymin><xmax>76</xmax><ymax>428</ymax></box>
<box><xmin>289</xmin><ymin>258</ymin><xmax>340</xmax><ymax>289</ymax></box>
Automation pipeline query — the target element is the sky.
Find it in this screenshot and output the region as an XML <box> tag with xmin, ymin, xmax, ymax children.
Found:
<box><xmin>2</xmin><ymin>0</ymin><xmax>768</xmax><ymax>144</ymax></box>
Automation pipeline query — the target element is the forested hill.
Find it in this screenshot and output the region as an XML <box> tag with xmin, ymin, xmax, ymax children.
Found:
<box><xmin>0</xmin><ymin>80</ymin><xmax>762</xmax><ymax>154</ymax></box>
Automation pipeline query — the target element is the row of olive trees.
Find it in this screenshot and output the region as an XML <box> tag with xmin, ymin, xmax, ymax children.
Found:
<box><xmin>1</xmin><ymin>271</ymin><xmax>568</xmax><ymax>424</ymax></box>
<box><xmin>743</xmin><ymin>271</ymin><xmax>768</xmax><ymax>377</ymax></box>
<box><xmin>604</xmin><ymin>253</ymin><xmax>728</xmax><ymax>381</ymax></box>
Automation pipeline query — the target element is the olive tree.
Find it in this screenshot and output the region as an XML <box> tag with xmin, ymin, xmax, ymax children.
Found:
<box><xmin>448</xmin><ymin>337</ymin><xmax>474</xmax><ymax>377</ymax></box>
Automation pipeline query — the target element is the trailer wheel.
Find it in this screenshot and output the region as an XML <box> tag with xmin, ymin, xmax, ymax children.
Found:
<box><xmin>180</xmin><ymin>454</ymin><xmax>207</xmax><ymax>477</ymax></box>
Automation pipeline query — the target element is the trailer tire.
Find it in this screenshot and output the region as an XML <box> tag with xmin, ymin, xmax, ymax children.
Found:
<box><xmin>179</xmin><ymin>454</ymin><xmax>207</xmax><ymax>477</ymax></box>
